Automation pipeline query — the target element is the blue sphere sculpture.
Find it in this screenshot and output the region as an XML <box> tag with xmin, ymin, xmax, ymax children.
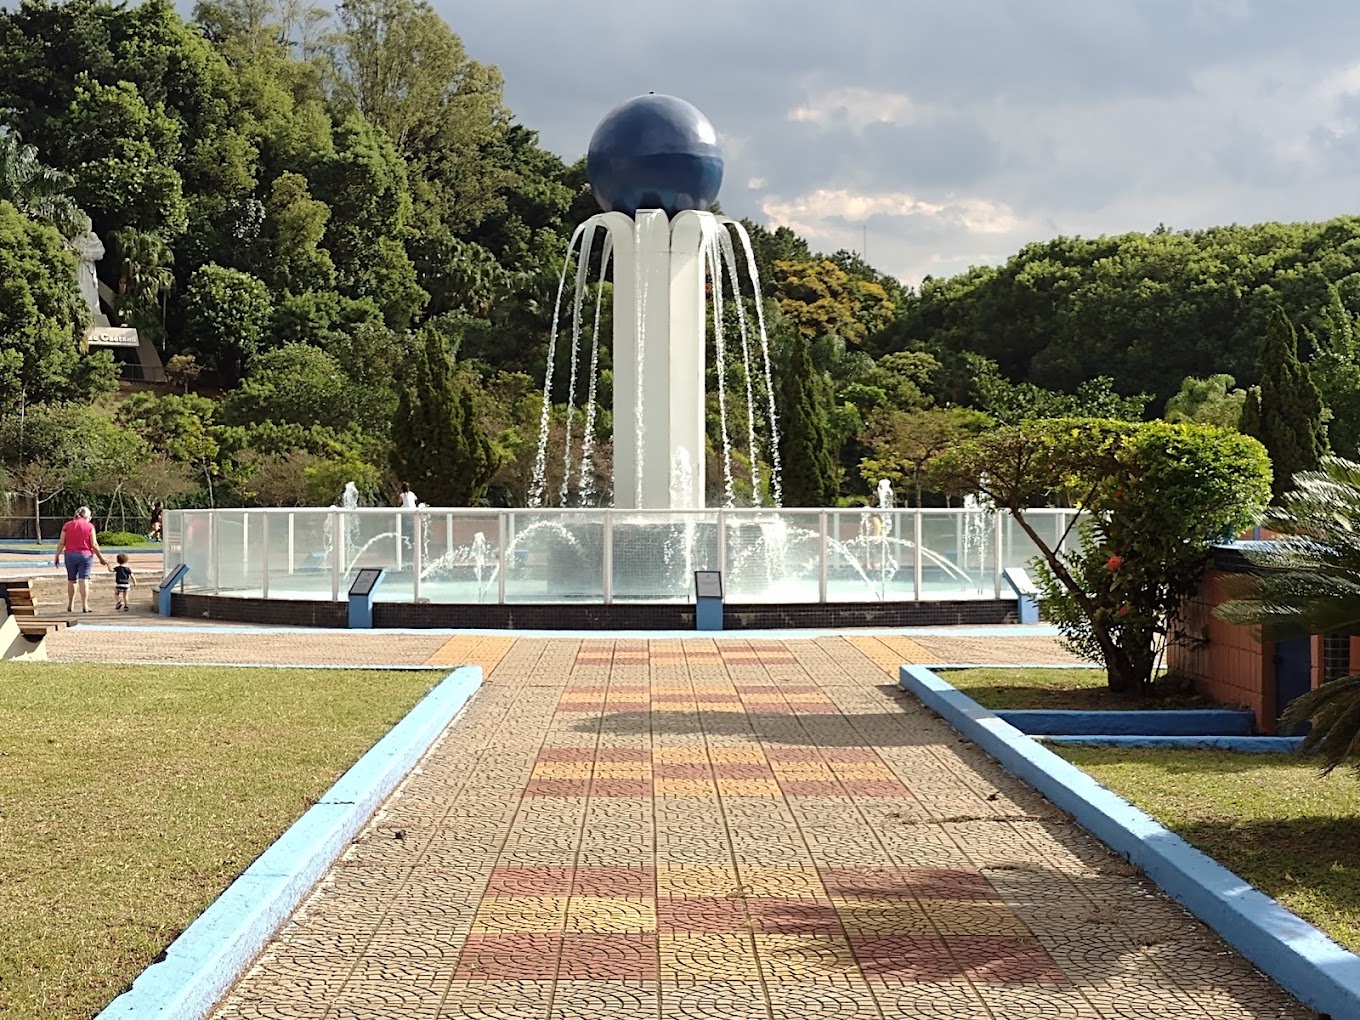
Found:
<box><xmin>588</xmin><ymin>94</ymin><xmax>723</xmax><ymax>218</ymax></box>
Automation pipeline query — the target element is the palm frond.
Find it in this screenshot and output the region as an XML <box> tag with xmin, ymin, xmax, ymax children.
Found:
<box><xmin>1219</xmin><ymin>457</ymin><xmax>1360</xmax><ymax>640</ymax></box>
<box><xmin>1280</xmin><ymin>675</ymin><xmax>1360</xmax><ymax>773</ymax></box>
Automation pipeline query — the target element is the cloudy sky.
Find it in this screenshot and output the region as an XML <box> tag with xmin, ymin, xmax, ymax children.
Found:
<box><xmin>442</xmin><ymin>0</ymin><xmax>1360</xmax><ymax>287</ymax></box>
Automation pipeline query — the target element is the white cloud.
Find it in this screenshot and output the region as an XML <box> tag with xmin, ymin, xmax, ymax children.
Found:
<box><xmin>761</xmin><ymin>188</ymin><xmax>1022</xmax><ymax>240</ymax></box>
<box><xmin>788</xmin><ymin>87</ymin><xmax>935</xmax><ymax>131</ymax></box>
<box><xmin>747</xmin><ymin>176</ymin><xmax>766</xmax><ymax>189</ymax></box>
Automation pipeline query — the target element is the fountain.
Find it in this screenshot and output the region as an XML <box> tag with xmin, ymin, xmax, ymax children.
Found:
<box><xmin>164</xmin><ymin>94</ymin><xmax>1075</xmax><ymax>626</ymax></box>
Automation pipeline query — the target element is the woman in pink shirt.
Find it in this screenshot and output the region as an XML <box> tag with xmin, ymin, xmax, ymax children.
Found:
<box><xmin>53</xmin><ymin>506</ymin><xmax>108</xmax><ymax>613</ymax></box>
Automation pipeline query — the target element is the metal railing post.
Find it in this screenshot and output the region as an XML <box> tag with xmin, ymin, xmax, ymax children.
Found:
<box><xmin>717</xmin><ymin>509</ymin><xmax>727</xmax><ymax>578</ymax></box>
<box><xmin>261</xmin><ymin>513</ymin><xmax>270</xmax><ymax>599</ymax></box>
<box><xmin>913</xmin><ymin>510</ymin><xmax>923</xmax><ymax>600</ymax></box>
<box><xmin>210</xmin><ymin>513</ymin><xmax>220</xmax><ymax>594</ymax></box>
<box><xmin>498</xmin><ymin>512</ymin><xmax>508</xmax><ymax>604</ymax></box>
<box><xmin>412</xmin><ymin>511</ymin><xmax>422</xmax><ymax>603</ymax></box>
<box><xmin>331</xmin><ymin>509</ymin><xmax>341</xmax><ymax>601</ymax></box>
<box><xmin>287</xmin><ymin>512</ymin><xmax>295</xmax><ymax>575</ymax></box>
<box><xmin>818</xmin><ymin>511</ymin><xmax>828</xmax><ymax>602</ymax></box>
<box><xmin>1055</xmin><ymin>509</ymin><xmax>1066</xmax><ymax>552</ymax></box>
<box><xmin>603</xmin><ymin>510</ymin><xmax>614</xmax><ymax>604</ymax></box>
<box><xmin>994</xmin><ymin>510</ymin><xmax>1004</xmax><ymax>598</ymax></box>
<box><xmin>395</xmin><ymin>512</ymin><xmax>403</xmax><ymax>570</ymax></box>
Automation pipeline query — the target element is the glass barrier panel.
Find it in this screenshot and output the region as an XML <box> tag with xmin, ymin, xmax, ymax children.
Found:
<box><xmin>917</xmin><ymin>511</ymin><xmax>988</xmax><ymax>598</ymax></box>
<box><xmin>503</xmin><ymin>511</ymin><xmax>605</xmax><ymax>603</ymax></box>
<box><xmin>415</xmin><ymin>511</ymin><xmax>502</xmax><ymax>603</ymax></box>
<box><xmin>213</xmin><ymin>510</ymin><xmax>248</xmax><ymax>592</ymax></box>
<box><xmin>612</xmin><ymin>510</ymin><xmax>718</xmax><ymax>602</ymax></box>
<box><xmin>722</xmin><ymin>510</ymin><xmax>825</xmax><ymax>603</ymax></box>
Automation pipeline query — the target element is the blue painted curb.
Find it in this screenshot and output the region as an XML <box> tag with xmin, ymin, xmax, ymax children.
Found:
<box><xmin>900</xmin><ymin>663</ymin><xmax>1360</xmax><ymax>1020</ymax></box>
<box><xmin>94</xmin><ymin>665</ymin><xmax>482</xmax><ymax>1020</ymax></box>
<box><xmin>996</xmin><ymin>708</ymin><xmax>1255</xmax><ymax>736</ymax></box>
<box><xmin>1042</xmin><ymin>735</ymin><xmax>1305</xmax><ymax>753</ymax></box>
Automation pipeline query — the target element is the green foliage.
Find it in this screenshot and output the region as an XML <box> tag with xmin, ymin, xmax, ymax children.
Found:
<box><xmin>933</xmin><ymin>418</ymin><xmax>1272</xmax><ymax>693</ymax></box>
<box><xmin>858</xmin><ymin>406</ymin><xmax>991</xmax><ymax>506</ymax></box>
<box><xmin>96</xmin><ymin>530</ymin><xmax>148</xmax><ymax>546</ymax></box>
<box><xmin>1248</xmin><ymin>307</ymin><xmax>1327</xmax><ymax>501</ymax></box>
<box><xmin>182</xmin><ymin>263</ymin><xmax>272</xmax><ymax>381</ymax></box>
<box><xmin>0</xmin><ymin>129</ymin><xmax>89</xmax><ymax>237</ymax></box>
<box><xmin>389</xmin><ymin>329</ymin><xmax>501</xmax><ymax>505</ymax></box>
<box><xmin>0</xmin><ymin>201</ymin><xmax>105</xmax><ymax>409</ymax></box>
<box><xmin>968</xmin><ymin>354</ymin><xmax>1148</xmax><ymax>424</ymax></box>
<box><xmin>221</xmin><ymin>343</ymin><xmax>389</xmax><ymax>434</ymax></box>
<box><xmin>776</xmin><ymin>334</ymin><xmax>838</xmax><ymax>506</ymax></box>
<box><xmin>1164</xmin><ymin>374</ymin><xmax>1246</xmax><ymax>429</ymax></box>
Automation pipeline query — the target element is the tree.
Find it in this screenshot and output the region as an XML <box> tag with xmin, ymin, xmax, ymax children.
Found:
<box><xmin>771</xmin><ymin>258</ymin><xmax>894</xmax><ymax>347</ymax></box>
<box><xmin>932</xmin><ymin>418</ymin><xmax>1272</xmax><ymax>693</ymax></box>
<box><xmin>1164</xmin><ymin>374</ymin><xmax>1247</xmax><ymax>429</ymax></box>
<box><xmin>182</xmin><ymin>263</ymin><xmax>272</xmax><ymax>381</ymax></box>
<box><xmin>0</xmin><ymin>129</ymin><xmax>90</xmax><ymax>237</ymax></box>
<box><xmin>116</xmin><ymin>393</ymin><xmax>224</xmax><ymax>504</ymax></box>
<box><xmin>389</xmin><ymin>329</ymin><xmax>500</xmax><ymax>505</ymax></box>
<box><xmin>968</xmin><ymin>354</ymin><xmax>1148</xmax><ymax>424</ymax></box>
<box><xmin>6</xmin><ymin>459</ymin><xmax>71</xmax><ymax>541</ymax></box>
<box><xmin>858</xmin><ymin>407</ymin><xmax>991</xmax><ymax>507</ymax></box>
<box><xmin>0</xmin><ymin>201</ymin><xmax>108</xmax><ymax>410</ymax></box>
<box><xmin>776</xmin><ymin>334</ymin><xmax>838</xmax><ymax>506</ymax></box>
<box><xmin>1247</xmin><ymin>307</ymin><xmax>1326</xmax><ymax>502</ymax></box>
<box><xmin>1217</xmin><ymin>458</ymin><xmax>1360</xmax><ymax>771</ymax></box>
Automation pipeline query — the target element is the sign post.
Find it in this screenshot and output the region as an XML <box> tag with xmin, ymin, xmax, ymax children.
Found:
<box><xmin>694</xmin><ymin>570</ymin><xmax>723</xmax><ymax>632</ymax></box>
<box><xmin>155</xmin><ymin>564</ymin><xmax>190</xmax><ymax>617</ymax></box>
<box><xmin>347</xmin><ymin>568</ymin><xmax>386</xmax><ymax>629</ymax></box>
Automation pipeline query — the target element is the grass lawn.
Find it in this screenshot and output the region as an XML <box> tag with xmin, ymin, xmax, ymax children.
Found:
<box><xmin>940</xmin><ymin>666</ymin><xmax>1213</xmax><ymax>711</ymax></box>
<box><xmin>0</xmin><ymin>661</ymin><xmax>439</xmax><ymax>1020</ymax></box>
<box><xmin>1059</xmin><ymin>746</ymin><xmax>1360</xmax><ymax>952</ymax></box>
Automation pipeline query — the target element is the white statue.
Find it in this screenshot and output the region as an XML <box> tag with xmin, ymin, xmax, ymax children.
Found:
<box><xmin>69</xmin><ymin>230</ymin><xmax>109</xmax><ymax>327</ymax></box>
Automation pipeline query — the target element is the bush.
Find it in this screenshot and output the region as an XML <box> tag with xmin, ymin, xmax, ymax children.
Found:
<box><xmin>96</xmin><ymin>531</ymin><xmax>148</xmax><ymax>546</ymax></box>
<box><xmin>932</xmin><ymin>417</ymin><xmax>1272</xmax><ymax>693</ymax></box>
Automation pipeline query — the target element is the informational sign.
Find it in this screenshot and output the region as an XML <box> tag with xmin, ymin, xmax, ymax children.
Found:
<box><xmin>158</xmin><ymin>563</ymin><xmax>189</xmax><ymax>591</ymax></box>
<box><xmin>694</xmin><ymin>570</ymin><xmax>723</xmax><ymax>600</ymax></box>
<box><xmin>349</xmin><ymin>568</ymin><xmax>384</xmax><ymax>598</ymax></box>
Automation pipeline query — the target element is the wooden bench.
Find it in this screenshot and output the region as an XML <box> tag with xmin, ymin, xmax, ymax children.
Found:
<box><xmin>16</xmin><ymin>619</ymin><xmax>67</xmax><ymax>638</ymax></box>
<box><xmin>1</xmin><ymin>578</ymin><xmax>37</xmax><ymax>617</ymax></box>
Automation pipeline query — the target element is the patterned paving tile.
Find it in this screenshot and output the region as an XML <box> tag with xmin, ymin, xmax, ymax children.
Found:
<box><xmin>208</xmin><ymin>637</ymin><xmax>1314</xmax><ymax>1020</ymax></box>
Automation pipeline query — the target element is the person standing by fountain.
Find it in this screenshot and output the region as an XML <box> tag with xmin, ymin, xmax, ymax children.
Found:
<box><xmin>53</xmin><ymin>507</ymin><xmax>109</xmax><ymax>613</ymax></box>
<box><xmin>396</xmin><ymin>481</ymin><xmax>419</xmax><ymax>556</ymax></box>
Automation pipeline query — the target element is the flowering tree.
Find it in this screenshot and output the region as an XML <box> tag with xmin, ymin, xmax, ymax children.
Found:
<box><xmin>932</xmin><ymin>418</ymin><xmax>1271</xmax><ymax>693</ymax></box>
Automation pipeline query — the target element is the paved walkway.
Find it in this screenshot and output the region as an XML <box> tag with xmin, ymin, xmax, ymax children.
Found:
<box><xmin>202</xmin><ymin>637</ymin><xmax>1307</xmax><ymax>1020</ymax></box>
<box><xmin>42</xmin><ymin>624</ymin><xmax>1088</xmax><ymax>668</ymax></box>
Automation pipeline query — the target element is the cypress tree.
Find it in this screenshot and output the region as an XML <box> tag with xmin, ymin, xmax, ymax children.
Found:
<box><xmin>776</xmin><ymin>334</ymin><xmax>839</xmax><ymax>506</ymax></box>
<box><xmin>390</xmin><ymin>330</ymin><xmax>502</xmax><ymax>505</ymax></box>
<box><xmin>1252</xmin><ymin>307</ymin><xmax>1326</xmax><ymax>501</ymax></box>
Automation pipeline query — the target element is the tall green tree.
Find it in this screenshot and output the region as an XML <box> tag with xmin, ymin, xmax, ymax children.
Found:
<box><xmin>776</xmin><ymin>334</ymin><xmax>838</xmax><ymax>506</ymax></box>
<box><xmin>389</xmin><ymin>329</ymin><xmax>500</xmax><ymax>505</ymax></box>
<box><xmin>182</xmin><ymin>263</ymin><xmax>273</xmax><ymax>382</ymax></box>
<box><xmin>1248</xmin><ymin>307</ymin><xmax>1327</xmax><ymax>501</ymax></box>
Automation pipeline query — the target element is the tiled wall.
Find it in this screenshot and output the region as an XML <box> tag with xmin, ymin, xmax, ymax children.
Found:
<box><xmin>1170</xmin><ymin>569</ymin><xmax>1274</xmax><ymax>733</ymax></box>
<box><xmin>172</xmin><ymin>594</ymin><xmax>1015</xmax><ymax>630</ymax></box>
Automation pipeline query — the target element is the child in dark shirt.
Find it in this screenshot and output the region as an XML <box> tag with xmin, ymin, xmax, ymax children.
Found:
<box><xmin>112</xmin><ymin>553</ymin><xmax>136</xmax><ymax>611</ymax></box>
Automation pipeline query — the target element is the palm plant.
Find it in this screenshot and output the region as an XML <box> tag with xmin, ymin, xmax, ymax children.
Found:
<box><xmin>109</xmin><ymin>227</ymin><xmax>175</xmax><ymax>315</ymax></box>
<box><xmin>0</xmin><ymin>129</ymin><xmax>91</xmax><ymax>238</ymax></box>
<box><xmin>1218</xmin><ymin>456</ymin><xmax>1360</xmax><ymax>771</ymax></box>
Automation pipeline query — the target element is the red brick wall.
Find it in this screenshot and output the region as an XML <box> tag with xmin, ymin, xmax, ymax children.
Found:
<box><xmin>1170</xmin><ymin>569</ymin><xmax>1274</xmax><ymax>733</ymax></box>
